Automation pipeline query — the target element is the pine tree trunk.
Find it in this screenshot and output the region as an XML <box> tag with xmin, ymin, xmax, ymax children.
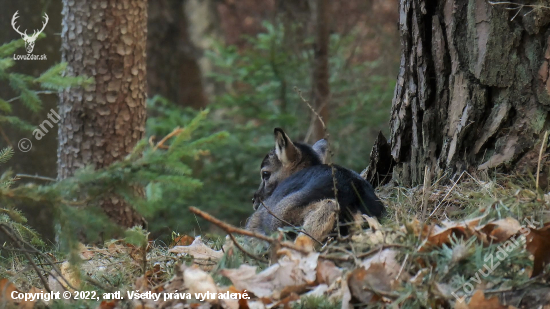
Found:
<box><xmin>382</xmin><ymin>0</ymin><xmax>550</xmax><ymax>186</ymax></box>
<box><xmin>308</xmin><ymin>0</ymin><xmax>330</xmax><ymax>143</ymax></box>
<box><xmin>58</xmin><ymin>0</ymin><xmax>147</xmax><ymax>227</ymax></box>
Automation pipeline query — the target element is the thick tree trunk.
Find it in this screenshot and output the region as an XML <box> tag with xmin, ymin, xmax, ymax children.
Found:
<box><xmin>308</xmin><ymin>0</ymin><xmax>330</xmax><ymax>143</ymax></box>
<box><xmin>382</xmin><ymin>0</ymin><xmax>550</xmax><ymax>186</ymax></box>
<box><xmin>184</xmin><ymin>0</ymin><xmax>223</xmax><ymax>98</ymax></box>
<box><xmin>59</xmin><ymin>0</ymin><xmax>147</xmax><ymax>227</ymax></box>
<box><xmin>147</xmin><ymin>0</ymin><xmax>209</xmax><ymax>108</ymax></box>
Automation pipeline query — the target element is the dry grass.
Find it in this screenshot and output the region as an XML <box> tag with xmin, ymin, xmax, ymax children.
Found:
<box><xmin>1</xmin><ymin>171</ymin><xmax>549</xmax><ymax>307</ymax></box>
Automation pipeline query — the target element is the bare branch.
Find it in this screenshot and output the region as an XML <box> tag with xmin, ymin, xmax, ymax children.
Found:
<box><xmin>0</xmin><ymin>224</ymin><xmax>50</xmax><ymax>292</ymax></box>
<box><xmin>189</xmin><ymin>206</ymin><xmax>311</xmax><ymax>255</ymax></box>
<box><xmin>15</xmin><ymin>174</ymin><xmax>57</xmax><ymax>182</ymax></box>
<box><xmin>228</xmin><ymin>233</ymin><xmax>268</xmax><ymax>263</ymax></box>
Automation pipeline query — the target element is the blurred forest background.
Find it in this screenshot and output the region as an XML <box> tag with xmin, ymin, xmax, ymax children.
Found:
<box><xmin>0</xmin><ymin>0</ymin><xmax>399</xmax><ymax>243</ymax></box>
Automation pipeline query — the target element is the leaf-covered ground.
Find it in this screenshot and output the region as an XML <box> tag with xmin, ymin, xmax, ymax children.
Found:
<box><xmin>2</xmin><ymin>172</ymin><xmax>550</xmax><ymax>308</ymax></box>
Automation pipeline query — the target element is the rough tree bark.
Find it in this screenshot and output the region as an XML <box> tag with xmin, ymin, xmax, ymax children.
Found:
<box><xmin>307</xmin><ymin>0</ymin><xmax>330</xmax><ymax>143</ymax></box>
<box><xmin>373</xmin><ymin>0</ymin><xmax>550</xmax><ymax>186</ymax></box>
<box><xmin>147</xmin><ymin>0</ymin><xmax>209</xmax><ymax>108</ymax></box>
<box><xmin>59</xmin><ymin>0</ymin><xmax>147</xmax><ymax>227</ymax></box>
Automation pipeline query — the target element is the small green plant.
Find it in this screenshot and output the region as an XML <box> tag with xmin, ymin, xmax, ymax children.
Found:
<box><xmin>293</xmin><ymin>295</ymin><xmax>340</xmax><ymax>309</ymax></box>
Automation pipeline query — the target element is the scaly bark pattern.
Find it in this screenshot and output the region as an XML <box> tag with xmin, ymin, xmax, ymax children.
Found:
<box><xmin>59</xmin><ymin>0</ymin><xmax>147</xmax><ymax>227</ymax></box>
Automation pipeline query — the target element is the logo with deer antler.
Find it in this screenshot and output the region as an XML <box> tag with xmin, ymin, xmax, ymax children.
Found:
<box><xmin>11</xmin><ymin>11</ymin><xmax>49</xmax><ymax>54</ymax></box>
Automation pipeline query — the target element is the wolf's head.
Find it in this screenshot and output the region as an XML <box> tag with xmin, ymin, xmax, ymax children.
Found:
<box><xmin>252</xmin><ymin>128</ymin><xmax>328</xmax><ymax>210</ymax></box>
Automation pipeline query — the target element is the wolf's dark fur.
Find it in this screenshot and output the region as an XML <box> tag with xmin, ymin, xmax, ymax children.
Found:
<box><xmin>246</xmin><ymin>128</ymin><xmax>385</xmax><ymax>239</ymax></box>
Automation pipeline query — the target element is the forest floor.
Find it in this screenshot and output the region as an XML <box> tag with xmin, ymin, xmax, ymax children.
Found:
<box><xmin>1</xmin><ymin>172</ymin><xmax>550</xmax><ymax>308</ymax></box>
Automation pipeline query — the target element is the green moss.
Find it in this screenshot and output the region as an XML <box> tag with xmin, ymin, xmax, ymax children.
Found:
<box><xmin>530</xmin><ymin>107</ymin><xmax>547</xmax><ymax>133</ymax></box>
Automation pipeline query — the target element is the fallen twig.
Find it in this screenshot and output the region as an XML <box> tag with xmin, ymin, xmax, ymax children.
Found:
<box><xmin>190</xmin><ymin>206</ymin><xmax>410</xmax><ymax>263</ymax></box>
<box><xmin>0</xmin><ymin>224</ymin><xmax>51</xmax><ymax>292</ymax></box>
<box><xmin>0</xmin><ymin>223</ymin><xmax>77</xmax><ymax>291</ymax></box>
<box><xmin>189</xmin><ymin>207</ymin><xmax>311</xmax><ymax>255</ymax></box>
<box><xmin>228</xmin><ymin>233</ymin><xmax>268</xmax><ymax>263</ymax></box>
<box><xmin>85</xmin><ymin>276</ymin><xmax>114</xmax><ymax>293</ymax></box>
<box><xmin>429</xmin><ymin>171</ymin><xmax>465</xmax><ymax>218</ymax></box>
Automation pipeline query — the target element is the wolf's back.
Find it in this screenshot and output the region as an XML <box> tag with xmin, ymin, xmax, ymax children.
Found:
<box><xmin>267</xmin><ymin>164</ymin><xmax>385</xmax><ymax>220</ymax></box>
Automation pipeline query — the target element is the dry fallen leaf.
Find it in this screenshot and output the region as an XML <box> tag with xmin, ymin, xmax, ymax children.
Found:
<box><xmin>127</xmin><ymin>243</ymin><xmax>147</xmax><ymax>264</ymax></box>
<box><xmin>456</xmin><ymin>290</ymin><xmax>515</xmax><ymax>309</ymax></box>
<box><xmin>347</xmin><ymin>249</ymin><xmax>404</xmax><ymax>304</ymax></box>
<box><xmin>169</xmin><ymin>236</ymin><xmax>224</xmax><ymax>259</ymax></box>
<box><xmin>348</xmin><ymin>263</ymin><xmax>392</xmax><ymax>304</ymax></box>
<box><xmin>419</xmin><ymin>215</ymin><xmax>488</xmax><ymax>248</ymax></box>
<box><xmin>145</xmin><ymin>264</ymin><xmax>164</xmax><ymax>286</ymax></box>
<box><xmin>171</xmin><ymin>234</ymin><xmax>194</xmax><ymax>247</ymax></box>
<box><xmin>0</xmin><ymin>279</ymin><xmax>37</xmax><ymax>309</ymax></box>
<box><xmin>217</xmin><ymin>286</ymin><xmax>250</xmax><ymax>309</ymax></box>
<box><xmin>440</xmin><ymin>215</ymin><xmax>487</xmax><ymax>230</ymax></box>
<box><xmin>405</xmin><ymin>217</ymin><xmax>430</xmax><ymax>236</ymax></box>
<box><xmin>183</xmin><ymin>265</ymin><xmax>218</xmax><ymax>301</ymax></box>
<box><xmin>107</xmin><ymin>242</ymin><xmax>127</xmax><ymax>255</ymax></box>
<box><xmin>48</xmin><ymin>261</ymin><xmax>81</xmax><ymax>293</ymax></box>
<box><xmin>361</xmin><ymin>249</ymin><xmax>405</xmax><ymax>280</ymax></box>
<box><xmin>363</xmin><ymin>215</ymin><xmax>382</xmax><ymax>230</ymax></box>
<box><xmin>221</xmin><ymin>251</ymin><xmax>319</xmax><ymax>299</ymax></box>
<box><xmin>316</xmin><ymin>259</ymin><xmax>343</xmax><ymax>286</ymax></box>
<box><xmin>270</xmin><ymin>292</ymin><xmax>300</xmax><ymax>308</ymax></box>
<box><xmin>79</xmin><ymin>243</ymin><xmax>95</xmax><ymax>260</ymax></box>
<box><xmin>97</xmin><ymin>300</ymin><xmax>118</xmax><ymax>309</ymax></box>
<box><xmin>134</xmin><ymin>275</ymin><xmax>149</xmax><ymax>292</ymax></box>
<box><xmin>525</xmin><ymin>225</ymin><xmax>550</xmax><ymax>277</ymax></box>
<box><xmin>169</xmin><ymin>236</ymin><xmax>224</xmax><ymax>271</ymax></box>
<box><xmin>304</xmin><ymin>284</ymin><xmax>328</xmax><ymax>297</ymax></box>
<box><xmin>478</xmin><ymin>217</ymin><xmax>522</xmax><ymax>243</ymax></box>
<box><xmin>0</xmin><ymin>278</ymin><xmax>19</xmax><ymax>304</ymax></box>
<box><xmin>340</xmin><ymin>273</ymin><xmax>352</xmax><ymax>309</ymax></box>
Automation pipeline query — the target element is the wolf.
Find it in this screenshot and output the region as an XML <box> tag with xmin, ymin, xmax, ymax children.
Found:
<box><xmin>246</xmin><ymin>128</ymin><xmax>385</xmax><ymax>240</ymax></box>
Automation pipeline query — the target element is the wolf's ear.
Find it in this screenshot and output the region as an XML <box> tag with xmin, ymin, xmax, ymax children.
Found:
<box><xmin>312</xmin><ymin>139</ymin><xmax>328</xmax><ymax>163</ymax></box>
<box><xmin>274</xmin><ymin>128</ymin><xmax>299</xmax><ymax>165</ymax></box>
